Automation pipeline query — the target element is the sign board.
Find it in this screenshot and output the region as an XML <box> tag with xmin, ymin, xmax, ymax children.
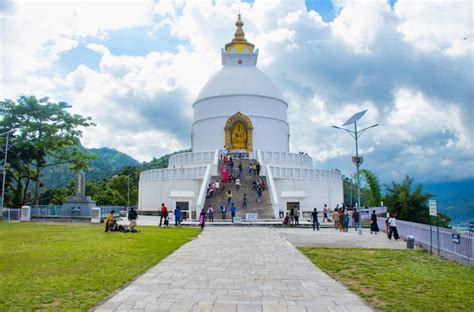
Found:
<box><xmin>233</xmin><ymin>216</ymin><xmax>242</xmax><ymax>223</ymax></box>
<box><xmin>429</xmin><ymin>200</ymin><xmax>437</xmax><ymax>216</ymax></box>
<box><xmin>452</xmin><ymin>233</ymin><xmax>461</xmax><ymax>244</ymax></box>
<box><xmin>245</xmin><ymin>213</ymin><xmax>258</xmax><ymax>222</ymax></box>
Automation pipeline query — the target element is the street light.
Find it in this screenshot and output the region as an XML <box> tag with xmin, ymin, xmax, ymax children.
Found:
<box><xmin>332</xmin><ymin>110</ymin><xmax>378</xmax><ymax>235</ymax></box>
<box><xmin>1</xmin><ymin>129</ymin><xmax>16</xmax><ymax>212</ymax></box>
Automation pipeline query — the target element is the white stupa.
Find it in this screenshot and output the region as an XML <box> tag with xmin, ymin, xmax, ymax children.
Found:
<box><xmin>139</xmin><ymin>15</ymin><xmax>343</xmax><ymax>219</ymax></box>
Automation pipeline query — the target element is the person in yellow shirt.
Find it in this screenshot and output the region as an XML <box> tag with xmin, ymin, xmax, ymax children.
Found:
<box><xmin>105</xmin><ymin>210</ymin><xmax>115</xmax><ymax>232</ymax></box>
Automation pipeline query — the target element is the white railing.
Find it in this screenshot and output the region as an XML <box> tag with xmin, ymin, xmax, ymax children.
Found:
<box><xmin>140</xmin><ymin>166</ymin><xmax>207</xmax><ymax>182</ymax></box>
<box><xmin>265</xmin><ymin>164</ymin><xmax>281</xmax><ymax>219</ymax></box>
<box><xmin>195</xmin><ymin>165</ymin><xmax>212</xmax><ymax>219</ymax></box>
<box><xmin>168</xmin><ymin>151</ymin><xmax>215</xmax><ymax>167</ymax></box>
<box><xmin>2</xmin><ymin>208</ymin><xmax>21</xmax><ymax>221</ymax></box>
<box><xmin>269</xmin><ymin>166</ymin><xmax>342</xmax><ymax>181</ymax></box>
<box><xmin>259</xmin><ymin>151</ymin><xmax>313</xmax><ymax>168</ymax></box>
<box><xmin>377</xmin><ymin>218</ymin><xmax>474</xmax><ymax>266</ymax></box>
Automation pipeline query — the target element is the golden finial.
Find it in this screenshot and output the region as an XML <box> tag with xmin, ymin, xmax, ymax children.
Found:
<box><xmin>225</xmin><ymin>14</ymin><xmax>255</xmax><ymax>53</ymax></box>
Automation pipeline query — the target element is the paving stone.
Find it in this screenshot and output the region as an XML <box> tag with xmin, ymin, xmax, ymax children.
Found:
<box><xmin>92</xmin><ymin>228</ymin><xmax>372</xmax><ymax>311</ymax></box>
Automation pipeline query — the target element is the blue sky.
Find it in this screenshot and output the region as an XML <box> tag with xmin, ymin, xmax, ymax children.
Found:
<box><xmin>1</xmin><ymin>0</ymin><xmax>473</xmax><ymax>184</ymax></box>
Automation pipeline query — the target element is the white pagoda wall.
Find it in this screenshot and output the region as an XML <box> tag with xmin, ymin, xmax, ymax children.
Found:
<box><xmin>273</xmin><ymin>178</ymin><xmax>343</xmax><ymax>214</ymax></box>
<box><xmin>192</xmin><ymin>95</ymin><xmax>289</xmax><ymax>152</ymax></box>
<box><xmin>139</xmin><ymin>179</ymin><xmax>202</xmax><ymax>212</ymax></box>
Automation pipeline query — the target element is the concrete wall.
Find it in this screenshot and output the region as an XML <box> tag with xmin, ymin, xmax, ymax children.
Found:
<box><xmin>138</xmin><ymin>179</ymin><xmax>202</xmax><ymax>212</ymax></box>
<box><xmin>273</xmin><ymin>178</ymin><xmax>343</xmax><ymax>213</ymax></box>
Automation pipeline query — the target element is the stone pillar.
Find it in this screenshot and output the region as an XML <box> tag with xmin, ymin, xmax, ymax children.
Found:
<box><xmin>20</xmin><ymin>206</ymin><xmax>31</xmax><ymax>222</ymax></box>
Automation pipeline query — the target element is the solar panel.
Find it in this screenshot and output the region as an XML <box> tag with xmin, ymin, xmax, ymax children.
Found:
<box><xmin>342</xmin><ymin>110</ymin><xmax>367</xmax><ymax>126</ymax></box>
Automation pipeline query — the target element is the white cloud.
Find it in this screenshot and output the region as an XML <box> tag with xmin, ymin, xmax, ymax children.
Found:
<box><xmin>2</xmin><ymin>0</ymin><xmax>473</xmax><ymax>183</ymax></box>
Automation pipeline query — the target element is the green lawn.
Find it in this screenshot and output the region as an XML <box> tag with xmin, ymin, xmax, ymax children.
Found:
<box><xmin>300</xmin><ymin>247</ymin><xmax>474</xmax><ymax>312</ymax></box>
<box><xmin>0</xmin><ymin>222</ymin><xmax>200</xmax><ymax>311</ymax></box>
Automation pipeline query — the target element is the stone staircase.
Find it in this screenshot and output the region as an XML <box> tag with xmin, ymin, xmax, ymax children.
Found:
<box><xmin>203</xmin><ymin>158</ymin><xmax>274</xmax><ymax>220</ymax></box>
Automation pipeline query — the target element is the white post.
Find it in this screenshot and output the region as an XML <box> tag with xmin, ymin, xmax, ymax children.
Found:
<box><xmin>20</xmin><ymin>206</ymin><xmax>31</xmax><ymax>222</ymax></box>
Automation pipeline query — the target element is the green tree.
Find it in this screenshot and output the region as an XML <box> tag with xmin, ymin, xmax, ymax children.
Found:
<box><xmin>360</xmin><ymin>169</ymin><xmax>382</xmax><ymax>207</ymax></box>
<box><xmin>94</xmin><ymin>187</ymin><xmax>125</xmax><ymax>206</ymax></box>
<box><xmin>0</xmin><ymin>96</ymin><xmax>94</xmax><ymax>206</ymax></box>
<box><xmin>383</xmin><ymin>176</ymin><xmax>432</xmax><ymax>224</ymax></box>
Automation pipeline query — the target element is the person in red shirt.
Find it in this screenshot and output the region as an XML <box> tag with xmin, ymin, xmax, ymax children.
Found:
<box><xmin>159</xmin><ymin>203</ymin><xmax>168</xmax><ymax>227</ymax></box>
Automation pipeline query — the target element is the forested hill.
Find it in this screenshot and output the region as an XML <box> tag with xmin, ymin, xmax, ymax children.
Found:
<box><xmin>42</xmin><ymin>147</ymin><xmax>139</xmax><ymax>188</ymax></box>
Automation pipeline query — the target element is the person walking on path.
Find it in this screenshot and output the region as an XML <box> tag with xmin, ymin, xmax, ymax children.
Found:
<box><xmin>370</xmin><ymin>210</ymin><xmax>379</xmax><ymax>234</ymax></box>
<box><xmin>289</xmin><ymin>208</ymin><xmax>295</xmax><ymax>226</ymax></box>
<box><xmin>256</xmin><ymin>162</ymin><xmax>261</xmax><ymax>176</ymax></box>
<box><xmin>295</xmin><ymin>209</ymin><xmax>300</xmax><ymax>225</ymax></box>
<box><xmin>174</xmin><ymin>206</ymin><xmax>181</xmax><ymax>227</ymax></box>
<box><xmin>279</xmin><ymin>207</ymin><xmax>284</xmax><ymax>219</ymax></box>
<box><xmin>105</xmin><ymin>210</ymin><xmax>115</xmax><ymax>232</ymax></box>
<box><xmin>311</xmin><ymin>208</ymin><xmax>319</xmax><ymax>231</ymax></box>
<box><xmin>332</xmin><ymin>209</ymin><xmax>340</xmax><ymax>230</ymax></box>
<box><xmin>199</xmin><ymin>210</ymin><xmax>206</xmax><ymax>229</ymax></box>
<box><xmin>159</xmin><ymin>203</ymin><xmax>168</xmax><ymax>227</ymax></box>
<box><xmin>230</xmin><ymin>203</ymin><xmax>237</xmax><ymax>222</ymax></box>
<box><xmin>242</xmin><ymin>193</ymin><xmax>248</xmax><ymax>209</ymax></box>
<box><xmin>128</xmin><ymin>208</ymin><xmax>138</xmax><ymax>230</ymax></box>
<box><xmin>352</xmin><ymin>208</ymin><xmax>360</xmax><ymax>231</ymax></box>
<box><xmin>387</xmin><ymin>214</ymin><xmax>400</xmax><ymax>240</ymax></box>
<box><xmin>238</xmin><ymin>162</ymin><xmax>243</xmax><ymax>176</ymax></box>
<box><xmin>215</xmin><ymin>180</ymin><xmax>220</xmax><ymax>194</ymax></box>
<box><xmin>207</xmin><ymin>205</ymin><xmax>214</xmax><ymax>222</ymax></box>
<box><xmin>220</xmin><ymin>203</ymin><xmax>227</xmax><ymax>219</ymax></box>
<box><xmin>343</xmin><ymin>213</ymin><xmax>350</xmax><ymax>232</ymax></box>
<box><xmin>322</xmin><ymin>204</ymin><xmax>329</xmax><ymax>222</ymax></box>
<box><xmin>235</xmin><ymin>177</ymin><xmax>241</xmax><ymax>191</ymax></box>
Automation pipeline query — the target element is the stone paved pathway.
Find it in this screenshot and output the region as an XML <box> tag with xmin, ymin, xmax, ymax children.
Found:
<box><xmin>94</xmin><ymin>227</ymin><xmax>372</xmax><ymax>312</ymax></box>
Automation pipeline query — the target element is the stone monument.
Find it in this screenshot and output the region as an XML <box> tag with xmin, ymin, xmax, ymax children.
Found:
<box><xmin>62</xmin><ymin>171</ymin><xmax>96</xmax><ymax>217</ymax></box>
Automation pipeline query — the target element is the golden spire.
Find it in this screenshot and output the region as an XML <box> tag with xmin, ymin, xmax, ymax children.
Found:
<box><xmin>225</xmin><ymin>14</ymin><xmax>255</xmax><ymax>53</ymax></box>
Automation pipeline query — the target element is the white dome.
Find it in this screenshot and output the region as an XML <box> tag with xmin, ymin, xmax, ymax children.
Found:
<box><xmin>194</xmin><ymin>66</ymin><xmax>285</xmax><ymax>104</ymax></box>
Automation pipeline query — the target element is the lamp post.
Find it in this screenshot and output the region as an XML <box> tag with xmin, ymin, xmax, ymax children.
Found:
<box><xmin>332</xmin><ymin>110</ymin><xmax>378</xmax><ymax>235</ymax></box>
<box><xmin>1</xmin><ymin>129</ymin><xmax>16</xmax><ymax>213</ymax></box>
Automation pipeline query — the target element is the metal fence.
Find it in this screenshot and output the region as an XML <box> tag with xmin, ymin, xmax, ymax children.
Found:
<box><xmin>100</xmin><ymin>206</ymin><xmax>127</xmax><ymax>219</ymax></box>
<box><xmin>377</xmin><ymin>218</ymin><xmax>473</xmax><ymax>266</ymax></box>
<box><xmin>28</xmin><ymin>205</ymin><xmax>126</xmax><ymax>219</ymax></box>
<box><xmin>30</xmin><ymin>205</ymin><xmax>62</xmax><ymax>217</ymax></box>
<box><xmin>2</xmin><ymin>208</ymin><xmax>21</xmax><ymax>221</ymax></box>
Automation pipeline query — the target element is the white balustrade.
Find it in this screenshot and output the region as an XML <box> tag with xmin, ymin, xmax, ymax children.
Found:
<box><xmin>168</xmin><ymin>151</ymin><xmax>215</xmax><ymax>167</ymax></box>
<box><xmin>269</xmin><ymin>166</ymin><xmax>341</xmax><ymax>181</ymax></box>
<box><xmin>140</xmin><ymin>166</ymin><xmax>208</xmax><ymax>182</ymax></box>
<box><xmin>259</xmin><ymin>151</ymin><xmax>313</xmax><ymax>168</ymax></box>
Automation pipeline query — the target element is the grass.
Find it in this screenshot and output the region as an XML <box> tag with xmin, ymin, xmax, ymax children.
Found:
<box><xmin>299</xmin><ymin>247</ymin><xmax>474</xmax><ymax>311</ymax></box>
<box><xmin>0</xmin><ymin>222</ymin><xmax>200</xmax><ymax>311</ymax></box>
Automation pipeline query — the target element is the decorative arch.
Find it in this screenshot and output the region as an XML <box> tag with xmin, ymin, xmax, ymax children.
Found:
<box><xmin>224</xmin><ymin>112</ymin><xmax>253</xmax><ymax>151</ymax></box>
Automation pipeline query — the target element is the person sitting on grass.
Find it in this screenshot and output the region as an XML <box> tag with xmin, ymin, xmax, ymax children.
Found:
<box><xmin>105</xmin><ymin>210</ymin><xmax>115</xmax><ymax>232</ymax></box>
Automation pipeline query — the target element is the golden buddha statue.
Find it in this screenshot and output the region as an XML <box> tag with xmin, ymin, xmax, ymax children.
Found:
<box><xmin>231</xmin><ymin>122</ymin><xmax>247</xmax><ymax>149</ymax></box>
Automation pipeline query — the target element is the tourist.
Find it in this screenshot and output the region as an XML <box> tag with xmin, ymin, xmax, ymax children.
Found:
<box><xmin>220</xmin><ymin>203</ymin><xmax>227</xmax><ymax>219</ymax></box>
<box><xmin>370</xmin><ymin>210</ymin><xmax>379</xmax><ymax>234</ymax></box>
<box><xmin>260</xmin><ymin>179</ymin><xmax>266</xmax><ymax>190</ymax></box>
<box><xmin>230</xmin><ymin>203</ymin><xmax>237</xmax><ymax>222</ymax></box>
<box><xmin>222</xmin><ymin>168</ymin><xmax>229</xmax><ymax>183</ymax></box>
<box><xmin>352</xmin><ymin>208</ymin><xmax>360</xmax><ymax>231</ymax></box>
<box><xmin>159</xmin><ymin>203</ymin><xmax>168</xmax><ymax>227</ymax></box>
<box><xmin>207</xmin><ymin>205</ymin><xmax>214</xmax><ymax>222</ymax></box>
<box><xmin>105</xmin><ymin>209</ymin><xmax>115</xmax><ymax>232</ymax></box>
<box><xmin>242</xmin><ymin>193</ymin><xmax>248</xmax><ymax>209</ymax></box>
<box><xmin>256</xmin><ymin>162</ymin><xmax>261</xmax><ymax>176</ymax></box>
<box><xmin>174</xmin><ymin>206</ymin><xmax>181</xmax><ymax>227</ymax></box>
<box><xmin>279</xmin><ymin>207</ymin><xmax>284</xmax><ymax>219</ymax></box>
<box><xmin>252</xmin><ymin>162</ymin><xmax>257</xmax><ymax>175</ymax></box>
<box><xmin>238</xmin><ymin>162</ymin><xmax>243</xmax><ymax>176</ymax></box>
<box><xmin>338</xmin><ymin>208</ymin><xmax>344</xmax><ymax>232</ymax></box>
<box><xmin>235</xmin><ymin>177</ymin><xmax>241</xmax><ymax>191</ymax></box>
<box><xmin>227</xmin><ymin>190</ymin><xmax>233</xmax><ymax>204</ymax></box>
<box><xmin>294</xmin><ymin>209</ymin><xmax>299</xmax><ymax>225</ymax></box>
<box><xmin>289</xmin><ymin>208</ymin><xmax>295</xmax><ymax>226</ymax></box>
<box><xmin>322</xmin><ymin>204</ymin><xmax>329</xmax><ymax>222</ymax></box>
<box><xmin>128</xmin><ymin>207</ymin><xmax>138</xmax><ymax>230</ymax></box>
<box><xmin>215</xmin><ymin>180</ymin><xmax>220</xmax><ymax>193</ymax></box>
<box><xmin>387</xmin><ymin>214</ymin><xmax>400</xmax><ymax>240</ymax></box>
<box><xmin>199</xmin><ymin>210</ymin><xmax>206</xmax><ymax>229</ymax></box>
<box><xmin>257</xmin><ymin>187</ymin><xmax>263</xmax><ymax>203</ymax></box>
<box><xmin>311</xmin><ymin>208</ymin><xmax>319</xmax><ymax>231</ymax></box>
<box><xmin>332</xmin><ymin>209</ymin><xmax>339</xmax><ymax>229</ymax></box>
<box><xmin>343</xmin><ymin>213</ymin><xmax>350</xmax><ymax>232</ymax></box>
